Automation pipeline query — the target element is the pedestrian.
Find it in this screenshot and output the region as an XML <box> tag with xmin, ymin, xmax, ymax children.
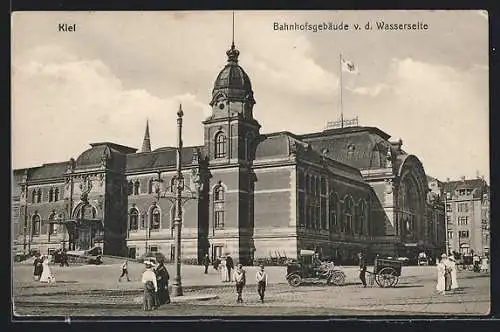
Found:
<box><xmin>255</xmin><ymin>264</ymin><xmax>268</xmax><ymax>303</ymax></box>
<box><xmin>233</xmin><ymin>263</ymin><xmax>246</xmax><ymax>303</ymax></box>
<box><xmin>480</xmin><ymin>256</ymin><xmax>489</xmax><ymax>273</ymax></box>
<box><xmin>358</xmin><ymin>252</ymin><xmax>367</xmax><ymax>288</ymax></box>
<box><xmin>213</xmin><ymin>257</ymin><xmax>220</xmax><ymax>271</ymax></box>
<box><xmin>220</xmin><ymin>256</ymin><xmax>228</xmax><ymax>282</ymax></box>
<box><xmin>40</xmin><ymin>256</ymin><xmax>55</xmax><ymax>283</ymax></box>
<box><xmin>62</xmin><ymin>249</ymin><xmax>69</xmax><ymax>267</ymax></box>
<box><xmin>202</xmin><ymin>254</ymin><xmax>210</xmax><ymax>274</ymax></box>
<box><xmin>436</xmin><ymin>255</ymin><xmax>446</xmax><ymax>295</ymax></box>
<box><xmin>442</xmin><ymin>254</ymin><xmax>452</xmax><ymax>292</ymax></box>
<box><xmin>448</xmin><ymin>255</ymin><xmax>459</xmax><ymax>290</ymax></box>
<box><xmin>155</xmin><ymin>258</ymin><xmax>171</xmax><ymax>305</ymax></box>
<box><xmin>473</xmin><ymin>254</ymin><xmax>480</xmax><ymax>272</ymax></box>
<box><xmin>226</xmin><ymin>254</ymin><xmax>234</xmax><ymax>282</ymax></box>
<box><xmin>141</xmin><ymin>261</ymin><xmax>158</xmax><ymax>311</ymax></box>
<box><xmin>119</xmin><ymin>260</ymin><xmax>131</xmax><ymax>282</ymax></box>
<box><xmin>33</xmin><ymin>254</ymin><xmax>43</xmax><ymax>281</ymax></box>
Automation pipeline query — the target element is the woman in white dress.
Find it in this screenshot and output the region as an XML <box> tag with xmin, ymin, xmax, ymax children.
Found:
<box><xmin>40</xmin><ymin>256</ymin><xmax>55</xmax><ymax>283</ymax></box>
<box><xmin>220</xmin><ymin>257</ymin><xmax>228</xmax><ymax>282</ymax></box>
<box><xmin>448</xmin><ymin>256</ymin><xmax>459</xmax><ymax>290</ymax></box>
<box><xmin>480</xmin><ymin>256</ymin><xmax>489</xmax><ymax>273</ymax></box>
<box><xmin>436</xmin><ymin>255</ymin><xmax>446</xmax><ymax>295</ymax></box>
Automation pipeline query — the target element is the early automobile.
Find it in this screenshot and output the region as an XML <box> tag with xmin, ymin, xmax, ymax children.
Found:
<box><xmin>286</xmin><ymin>249</ymin><xmax>346</xmax><ymax>287</ymax></box>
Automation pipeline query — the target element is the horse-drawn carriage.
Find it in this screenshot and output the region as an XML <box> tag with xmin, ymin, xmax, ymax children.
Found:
<box><xmin>286</xmin><ymin>250</ymin><xmax>346</xmax><ymax>287</ymax></box>
<box><xmin>367</xmin><ymin>258</ymin><xmax>403</xmax><ymax>288</ymax></box>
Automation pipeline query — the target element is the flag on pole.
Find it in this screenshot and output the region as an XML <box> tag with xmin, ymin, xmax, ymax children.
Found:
<box><xmin>341</xmin><ymin>58</ymin><xmax>359</xmax><ymax>75</ymax></box>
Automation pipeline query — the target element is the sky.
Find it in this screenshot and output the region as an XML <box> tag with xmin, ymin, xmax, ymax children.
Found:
<box><xmin>11</xmin><ymin>10</ymin><xmax>489</xmax><ymax>183</ymax></box>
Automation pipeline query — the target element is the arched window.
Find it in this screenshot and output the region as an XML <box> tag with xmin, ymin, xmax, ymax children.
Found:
<box><xmin>48</xmin><ymin>212</ymin><xmax>56</xmax><ymax>235</ymax></box>
<box><xmin>31</xmin><ymin>190</ymin><xmax>37</xmax><ymax>203</ymax></box>
<box><xmin>36</xmin><ymin>189</ymin><xmax>42</xmax><ymax>203</ymax></box>
<box><xmin>343</xmin><ymin>196</ymin><xmax>353</xmax><ymax>234</ymax></box>
<box><xmin>49</xmin><ymin>188</ymin><xmax>54</xmax><ymax>202</ymax></box>
<box><xmin>129</xmin><ymin>208</ymin><xmax>139</xmax><ymax>231</ymax></box>
<box><xmin>127</xmin><ymin>181</ymin><xmax>133</xmax><ymax>195</ymax></box>
<box><xmin>54</xmin><ymin>188</ymin><xmax>59</xmax><ymax>201</ymax></box>
<box><xmin>215</xmin><ymin>132</ymin><xmax>227</xmax><ymax>159</ymax></box>
<box><xmin>31</xmin><ymin>214</ymin><xmax>41</xmax><ymax>237</ymax></box>
<box><xmin>214</xmin><ymin>185</ymin><xmax>225</xmax><ymax>229</ymax></box>
<box><xmin>150</xmin><ymin>207</ymin><xmax>161</xmax><ymax>230</ymax></box>
<box><xmin>133</xmin><ymin>180</ymin><xmax>140</xmax><ymax>195</ymax></box>
<box><xmin>148</xmin><ymin>179</ymin><xmax>154</xmax><ymax>194</ymax></box>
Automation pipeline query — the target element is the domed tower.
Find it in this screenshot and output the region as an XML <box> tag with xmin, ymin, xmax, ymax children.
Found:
<box><xmin>202</xmin><ymin>42</ymin><xmax>259</xmax><ymax>265</ymax></box>
<box><xmin>203</xmin><ymin>42</ymin><xmax>261</xmax><ymax>165</ymax></box>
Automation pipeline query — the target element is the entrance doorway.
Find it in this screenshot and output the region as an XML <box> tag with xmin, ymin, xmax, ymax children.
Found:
<box><xmin>128</xmin><ymin>247</ymin><xmax>136</xmax><ymax>259</ymax></box>
<box><xmin>212</xmin><ymin>245</ymin><xmax>223</xmax><ymax>261</ymax></box>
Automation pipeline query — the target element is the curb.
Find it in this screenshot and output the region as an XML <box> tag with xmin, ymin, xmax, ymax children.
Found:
<box><xmin>15</xmin><ymin>294</ymin><xmax>219</xmax><ymax>309</ymax></box>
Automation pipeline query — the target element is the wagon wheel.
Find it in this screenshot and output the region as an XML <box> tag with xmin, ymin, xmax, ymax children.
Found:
<box><xmin>287</xmin><ymin>274</ymin><xmax>302</xmax><ymax>287</ymax></box>
<box><xmin>330</xmin><ymin>271</ymin><xmax>346</xmax><ymax>286</ymax></box>
<box><xmin>375</xmin><ymin>267</ymin><xmax>398</xmax><ymax>288</ymax></box>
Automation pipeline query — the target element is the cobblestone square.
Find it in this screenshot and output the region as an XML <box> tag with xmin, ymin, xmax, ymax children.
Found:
<box><xmin>12</xmin><ymin>261</ymin><xmax>490</xmax><ymax>317</ymax></box>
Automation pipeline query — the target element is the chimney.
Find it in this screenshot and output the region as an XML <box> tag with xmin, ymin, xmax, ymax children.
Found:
<box><xmin>461</xmin><ymin>176</ymin><xmax>466</xmax><ymax>182</ymax></box>
<box><xmin>446</xmin><ymin>177</ymin><xmax>450</xmax><ymax>183</ymax></box>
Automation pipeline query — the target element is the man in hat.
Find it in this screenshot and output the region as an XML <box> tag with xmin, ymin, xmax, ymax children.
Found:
<box><xmin>358</xmin><ymin>251</ymin><xmax>367</xmax><ymax>288</ymax></box>
<box><xmin>441</xmin><ymin>254</ymin><xmax>452</xmax><ymax>292</ymax></box>
<box><xmin>141</xmin><ymin>260</ymin><xmax>158</xmax><ymax>311</ymax></box>
<box><xmin>255</xmin><ymin>264</ymin><xmax>268</xmax><ymax>303</ymax></box>
<box><xmin>233</xmin><ymin>263</ymin><xmax>246</xmax><ymax>303</ymax></box>
<box><xmin>202</xmin><ymin>253</ymin><xmax>210</xmax><ymax>274</ymax></box>
<box><xmin>226</xmin><ymin>254</ymin><xmax>234</xmax><ymax>282</ymax></box>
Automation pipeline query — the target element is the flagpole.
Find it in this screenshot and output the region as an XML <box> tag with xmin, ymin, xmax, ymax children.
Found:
<box><xmin>339</xmin><ymin>53</ymin><xmax>344</xmax><ymax>128</ymax></box>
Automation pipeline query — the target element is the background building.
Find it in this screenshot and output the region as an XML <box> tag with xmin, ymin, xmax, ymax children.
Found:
<box><xmin>12</xmin><ymin>43</ymin><xmax>448</xmax><ymax>264</ymax></box>
<box><xmin>443</xmin><ymin>177</ymin><xmax>490</xmax><ymax>257</ymax></box>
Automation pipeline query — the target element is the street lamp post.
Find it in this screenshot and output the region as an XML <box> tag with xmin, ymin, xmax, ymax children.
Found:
<box><xmin>153</xmin><ymin>104</ymin><xmax>201</xmax><ymax>297</ymax></box>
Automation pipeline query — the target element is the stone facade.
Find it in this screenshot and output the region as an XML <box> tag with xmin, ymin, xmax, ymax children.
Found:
<box><xmin>12</xmin><ymin>42</ymin><xmax>447</xmax><ymax>265</ymax></box>
<box><xmin>443</xmin><ymin>178</ymin><xmax>490</xmax><ymax>257</ymax></box>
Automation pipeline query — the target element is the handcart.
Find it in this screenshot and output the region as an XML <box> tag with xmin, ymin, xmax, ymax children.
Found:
<box><xmin>367</xmin><ymin>258</ymin><xmax>403</xmax><ymax>288</ymax></box>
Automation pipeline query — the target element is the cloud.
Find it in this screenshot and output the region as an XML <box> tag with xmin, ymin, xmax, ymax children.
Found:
<box><xmin>12</xmin><ymin>44</ymin><xmax>209</xmax><ymax>168</ymax></box>
<box><xmin>348</xmin><ymin>83</ymin><xmax>389</xmax><ymax>97</ymax></box>
<box><xmin>355</xmin><ymin>58</ymin><xmax>488</xmax><ymax>182</ymax></box>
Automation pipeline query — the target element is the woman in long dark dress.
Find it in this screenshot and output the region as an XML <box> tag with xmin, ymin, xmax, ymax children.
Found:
<box><xmin>33</xmin><ymin>255</ymin><xmax>43</xmax><ymax>281</ymax></box>
<box><xmin>155</xmin><ymin>259</ymin><xmax>171</xmax><ymax>305</ymax></box>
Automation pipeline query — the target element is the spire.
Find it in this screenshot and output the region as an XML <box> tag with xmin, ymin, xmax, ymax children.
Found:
<box><xmin>141</xmin><ymin>120</ymin><xmax>151</xmax><ymax>153</ymax></box>
<box><xmin>226</xmin><ymin>11</ymin><xmax>239</xmax><ymax>64</ymax></box>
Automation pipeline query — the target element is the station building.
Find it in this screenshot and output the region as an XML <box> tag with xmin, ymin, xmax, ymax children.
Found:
<box><xmin>12</xmin><ymin>43</ymin><xmax>446</xmax><ymax>265</ymax></box>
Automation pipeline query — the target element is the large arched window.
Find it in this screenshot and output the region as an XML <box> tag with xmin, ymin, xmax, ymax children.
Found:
<box><xmin>343</xmin><ymin>196</ymin><xmax>353</xmax><ymax>234</ymax></box>
<box><xmin>31</xmin><ymin>214</ymin><xmax>41</xmax><ymax>237</ymax></box>
<box><xmin>215</xmin><ymin>132</ymin><xmax>227</xmax><ymax>159</ymax></box>
<box><xmin>150</xmin><ymin>207</ymin><xmax>161</xmax><ymax>230</ymax></box>
<box><xmin>129</xmin><ymin>208</ymin><xmax>139</xmax><ymax>231</ymax></box>
<box><xmin>214</xmin><ymin>184</ymin><xmax>225</xmax><ymax>229</ymax></box>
